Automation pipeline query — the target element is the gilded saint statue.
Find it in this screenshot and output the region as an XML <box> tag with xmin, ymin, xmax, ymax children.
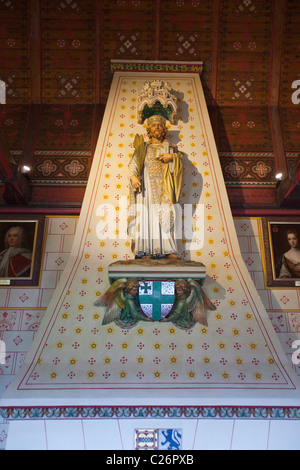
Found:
<box><xmin>128</xmin><ymin>114</ymin><xmax>183</xmax><ymax>260</ymax></box>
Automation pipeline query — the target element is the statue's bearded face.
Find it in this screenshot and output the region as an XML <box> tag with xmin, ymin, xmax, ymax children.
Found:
<box><xmin>147</xmin><ymin>121</ymin><xmax>167</xmax><ymax>141</ymax></box>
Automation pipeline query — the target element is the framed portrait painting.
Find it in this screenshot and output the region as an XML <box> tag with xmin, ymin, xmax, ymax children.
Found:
<box><xmin>0</xmin><ymin>214</ymin><xmax>45</xmax><ymax>287</ymax></box>
<box><xmin>262</xmin><ymin>217</ymin><xmax>300</xmax><ymax>288</ymax></box>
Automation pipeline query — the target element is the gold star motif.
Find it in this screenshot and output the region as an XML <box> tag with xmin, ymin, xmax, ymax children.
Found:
<box><xmin>267</xmin><ymin>357</ymin><xmax>275</xmax><ymax>365</ymax></box>
<box><xmin>87</xmin><ymin>370</ymin><xmax>96</xmax><ymax>379</ymax></box>
<box><xmin>50</xmin><ymin>372</ymin><xmax>58</xmax><ymax>380</ymax></box>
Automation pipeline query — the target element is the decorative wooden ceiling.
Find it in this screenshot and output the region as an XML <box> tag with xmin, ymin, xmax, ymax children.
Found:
<box><xmin>0</xmin><ymin>0</ymin><xmax>299</xmax><ymax>209</ymax></box>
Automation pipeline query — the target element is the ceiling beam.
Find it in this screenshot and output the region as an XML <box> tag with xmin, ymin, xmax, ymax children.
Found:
<box><xmin>30</xmin><ymin>0</ymin><xmax>41</xmax><ymax>103</ymax></box>
<box><xmin>268</xmin><ymin>0</ymin><xmax>288</xmax><ymax>180</ymax></box>
<box><xmin>154</xmin><ymin>0</ymin><xmax>161</xmax><ymax>60</ymax></box>
<box><xmin>210</xmin><ymin>0</ymin><xmax>221</xmax><ymax>104</ymax></box>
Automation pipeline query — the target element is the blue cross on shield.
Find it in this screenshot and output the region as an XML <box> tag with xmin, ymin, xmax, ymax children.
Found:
<box><xmin>139</xmin><ymin>280</ymin><xmax>175</xmax><ymax>321</ymax></box>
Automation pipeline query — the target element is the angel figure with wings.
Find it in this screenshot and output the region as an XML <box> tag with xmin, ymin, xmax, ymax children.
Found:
<box><xmin>162</xmin><ymin>278</ymin><xmax>216</xmax><ymax>329</ymax></box>
<box><xmin>94</xmin><ymin>278</ymin><xmax>151</xmax><ymax>329</ymax></box>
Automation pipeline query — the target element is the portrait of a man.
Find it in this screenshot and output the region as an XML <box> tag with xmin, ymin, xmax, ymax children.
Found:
<box><xmin>0</xmin><ymin>217</ymin><xmax>44</xmax><ymax>286</ymax></box>
<box><xmin>0</xmin><ymin>225</ymin><xmax>33</xmax><ymax>278</ymax></box>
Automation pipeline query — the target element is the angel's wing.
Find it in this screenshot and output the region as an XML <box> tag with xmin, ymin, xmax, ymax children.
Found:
<box><xmin>186</xmin><ymin>279</ymin><xmax>216</xmax><ymax>327</ymax></box>
<box><xmin>187</xmin><ymin>279</ymin><xmax>216</xmax><ymax>311</ymax></box>
<box><xmin>94</xmin><ymin>278</ymin><xmax>127</xmax><ymax>325</ymax></box>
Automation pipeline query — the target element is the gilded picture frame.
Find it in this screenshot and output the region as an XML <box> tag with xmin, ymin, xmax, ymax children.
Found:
<box><xmin>262</xmin><ymin>217</ymin><xmax>300</xmax><ymax>288</ymax></box>
<box><xmin>0</xmin><ymin>214</ymin><xmax>45</xmax><ymax>287</ymax></box>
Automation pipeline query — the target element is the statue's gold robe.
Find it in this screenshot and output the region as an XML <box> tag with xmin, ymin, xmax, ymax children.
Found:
<box><xmin>128</xmin><ymin>138</ymin><xmax>182</xmax><ymax>256</ymax></box>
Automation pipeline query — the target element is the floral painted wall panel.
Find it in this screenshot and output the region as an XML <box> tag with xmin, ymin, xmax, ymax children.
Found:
<box><xmin>0</xmin><ymin>0</ymin><xmax>31</xmax><ymax>104</ymax></box>
<box><xmin>1</xmin><ymin>67</ymin><xmax>299</xmax><ymax>412</ymax></box>
<box><xmin>100</xmin><ymin>0</ymin><xmax>156</xmax><ymax>104</ymax></box>
<box><xmin>41</xmin><ymin>0</ymin><xmax>96</xmax><ymax>104</ymax></box>
<box><xmin>279</xmin><ymin>0</ymin><xmax>300</xmax><ymax>174</ymax></box>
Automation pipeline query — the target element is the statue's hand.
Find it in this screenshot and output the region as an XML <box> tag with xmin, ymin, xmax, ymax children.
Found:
<box><xmin>131</xmin><ymin>175</ymin><xmax>142</xmax><ymax>190</ymax></box>
<box><xmin>159</xmin><ymin>153</ymin><xmax>173</xmax><ymax>164</ymax></box>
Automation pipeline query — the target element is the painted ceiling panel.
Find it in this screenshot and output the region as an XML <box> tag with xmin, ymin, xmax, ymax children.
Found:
<box><xmin>0</xmin><ymin>0</ymin><xmax>298</xmax><ymax>208</ymax></box>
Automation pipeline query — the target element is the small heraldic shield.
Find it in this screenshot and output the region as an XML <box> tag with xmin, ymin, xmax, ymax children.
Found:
<box><xmin>138</xmin><ymin>280</ymin><xmax>175</xmax><ymax>321</ymax></box>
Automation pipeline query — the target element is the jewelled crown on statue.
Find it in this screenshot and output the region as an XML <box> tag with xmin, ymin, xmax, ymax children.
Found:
<box><xmin>137</xmin><ymin>79</ymin><xmax>178</xmax><ymax>124</ymax></box>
